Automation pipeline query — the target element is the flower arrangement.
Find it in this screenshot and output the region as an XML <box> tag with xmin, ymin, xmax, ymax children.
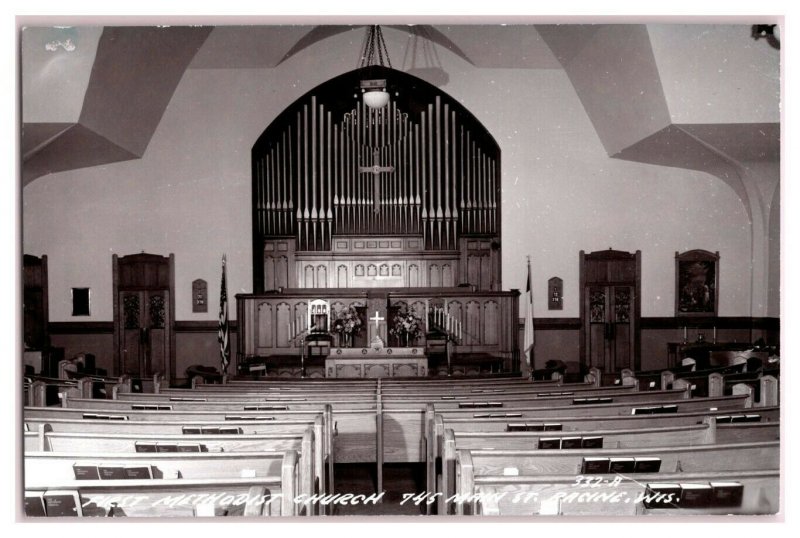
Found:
<box><xmin>389</xmin><ymin>307</ymin><xmax>422</xmax><ymax>346</ymax></box>
<box><xmin>332</xmin><ymin>306</ymin><xmax>363</xmax><ymax>336</ymax></box>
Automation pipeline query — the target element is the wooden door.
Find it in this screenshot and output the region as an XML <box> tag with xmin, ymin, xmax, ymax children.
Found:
<box><xmin>119</xmin><ymin>290</ymin><xmax>170</xmax><ymax>377</ymax></box>
<box><xmin>585</xmin><ymin>284</ymin><xmax>635</xmax><ymax>372</ymax></box>
<box><xmin>22</xmin><ymin>254</ymin><xmax>48</xmax><ymax>350</ymax></box>
<box><xmin>113</xmin><ymin>253</ymin><xmax>175</xmax><ymax>382</ymax></box>
<box><xmin>580</xmin><ymin>250</ymin><xmax>641</xmax><ymax>374</ymax></box>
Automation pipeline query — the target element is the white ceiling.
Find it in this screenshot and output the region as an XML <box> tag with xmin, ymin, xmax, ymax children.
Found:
<box><xmin>20</xmin><ymin>23</ymin><xmax>780</xmax><ymax>191</ymax></box>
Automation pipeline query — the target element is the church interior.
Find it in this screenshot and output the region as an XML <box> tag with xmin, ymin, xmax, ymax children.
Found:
<box><xmin>19</xmin><ymin>21</ymin><xmax>782</xmax><ymax>519</ymax></box>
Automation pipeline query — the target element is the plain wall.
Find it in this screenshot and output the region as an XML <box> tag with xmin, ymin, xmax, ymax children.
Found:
<box><xmin>22</xmin><ymin>27</ymin><xmax>760</xmax><ymax>327</ymax></box>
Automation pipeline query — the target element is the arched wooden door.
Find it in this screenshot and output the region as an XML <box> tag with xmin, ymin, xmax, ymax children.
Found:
<box><xmin>579</xmin><ymin>249</ymin><xmax>641</xmax><ymax>375</ymax></box>
<box><xmin>113</xmin><ymin>253</ymin><xmax>175</xmax><ymax>382</ymax></box>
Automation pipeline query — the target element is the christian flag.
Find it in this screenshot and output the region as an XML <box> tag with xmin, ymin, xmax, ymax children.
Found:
<box><xmin>218</xmin><ymin>254</ymin><xmax>231</xmax><ymax>374</ymax></box>
<box><xmin>523</xmin><ymin>257</ymin><xmax>535</xmax><ymax>368</ymax></box>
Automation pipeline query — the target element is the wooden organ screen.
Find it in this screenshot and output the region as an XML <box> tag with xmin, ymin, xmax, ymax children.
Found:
<box><xmin>252</xmin><ymin>66</ymin><xmax>501</xmax><ymax>292</ymax></box>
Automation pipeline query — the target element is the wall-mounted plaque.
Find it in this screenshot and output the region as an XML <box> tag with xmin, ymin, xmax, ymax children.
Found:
<box><xmin>192</xmin><ymin>279</ymin><xmax>208</xmax><ymax>313</ymax></box>
<box><xmin>548</xmin><ymin>277</ymin><xmax>563</xmax><ymax>310</ymax></box>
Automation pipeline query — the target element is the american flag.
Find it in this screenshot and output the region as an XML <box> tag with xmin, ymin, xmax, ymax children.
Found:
<box><xmin>218</xmin><ymin>254</ymin><xmax>230</xmax><ymax>374</ymax></box>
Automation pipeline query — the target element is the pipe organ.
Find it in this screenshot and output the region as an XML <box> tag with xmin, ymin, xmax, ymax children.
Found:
<box><xmin>241</xmin><ymin>67</ymin><xmax>517</xmax><ymax>374</ymax></box>
<box><xmin>252</xmin><ymin>67</ymin><xmax>501</xmax><ymax>293</ymax></box>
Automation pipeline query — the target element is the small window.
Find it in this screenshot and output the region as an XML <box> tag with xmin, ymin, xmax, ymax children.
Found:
<box><xmin>71</xmin><ymin>288</ymin><xmax>91</xmax><ymax>316</ymax></box>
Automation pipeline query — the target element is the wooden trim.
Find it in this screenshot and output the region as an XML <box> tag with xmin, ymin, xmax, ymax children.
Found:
<box><xmin>174</xmin><ymin>320</ymin><xmax>240</xmax><ymax>333</ymax></box>
<box><xmin>516</xmin><ymin>317</ymin><xmax>779</xmax><ymax>332</ymax></box>
<box><xmin>169</xmin><ymin>253</ymin><xmax>176</xmax><ymax>383</ymax></box>
<box><xmin>46</xmin><ymin>317</ymin><xmax>779</xmax><ymax>335</ymax></box>
<box><xmin>634</xmin><ymin>250</ymin><xmax>642</xmax><ymax>372</ymax></box>
<box><xmin>641</xmin><ymin>317</ymin><xmax>780</xmax><ymax>330</ymax></box>
<box><xmin>49</xmin><ymin>321</ymin><xmax>114</xmax><ymax>334</ymax></box>
<box><xmin>517</xmin><ymin>317</ymin><xmax>582</xmax><ymax>331</ymax></box>
<box><xmin>49</xmin><ymin>320</ymin><xmax>243</xmax><ymax>335</ymax></box>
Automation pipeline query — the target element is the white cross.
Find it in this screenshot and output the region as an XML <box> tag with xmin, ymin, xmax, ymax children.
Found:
<box><xmin>369</xmin><ymin>311</ymin><xmax>385</xmax><ymax>330</ymax></box>
<box><xmin>358</xmin><ymin>149</ymin><xmax>394</xmax><ymax>213</ymax></box>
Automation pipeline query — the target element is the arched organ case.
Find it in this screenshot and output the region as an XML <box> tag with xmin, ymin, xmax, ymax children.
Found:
<box><xmin>251</xmin><ymin>66</ymin><xmax>501</xmax><ymax>292</ymax></box>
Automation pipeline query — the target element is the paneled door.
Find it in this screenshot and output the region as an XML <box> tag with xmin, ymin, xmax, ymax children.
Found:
<box><xmin>113</xmin><ymin>253</ymin><xmax>175</xmax><ymax>382</ymax></box>
<box><xmin>580</xmin><ymin>250</ymin><xmax>641</xmax><ymax>374</ymax></box>
<box><xmin>118</xmin><ymin>290</ymin><xmax>170</xmax><ymax>378</ymax></box>
<box><xmin>585</xmin><ymin>285</ymin><xmax>636</xmax><ymax>372</ymax></box>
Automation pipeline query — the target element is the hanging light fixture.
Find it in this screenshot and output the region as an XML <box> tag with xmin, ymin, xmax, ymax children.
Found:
<box><xmin>358</xmin><ymin>25</ymin><xmax>392</xmax><ymax>109</ymax></box>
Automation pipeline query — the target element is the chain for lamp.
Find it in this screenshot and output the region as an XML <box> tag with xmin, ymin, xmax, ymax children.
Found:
<box><xmin>360</xmin><ymin>25</ymin><xmax>392</xmax><ymax>69</ymax></box>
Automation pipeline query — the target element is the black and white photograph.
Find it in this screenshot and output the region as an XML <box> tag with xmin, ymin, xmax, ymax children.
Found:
<box><xmin>10</xmin><ymin>3</ymin><xmax>791</xmax><ymax>527</ymax></box>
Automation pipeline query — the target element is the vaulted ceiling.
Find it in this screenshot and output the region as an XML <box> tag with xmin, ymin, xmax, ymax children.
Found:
<box><xmin>21</xmin><ymin>23</ymin><xmax>780</xmax><ymax>211</ymax></box>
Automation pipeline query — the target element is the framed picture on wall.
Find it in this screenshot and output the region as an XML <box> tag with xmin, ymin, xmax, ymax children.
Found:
<box><xmin>675</xmin><ymin>249</ymin><xmax>720</xmax><ymax>317</ymax></box>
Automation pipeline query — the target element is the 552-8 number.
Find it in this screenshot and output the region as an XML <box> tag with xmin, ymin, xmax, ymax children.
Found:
<box><xmin>572</xmin><ymin>476</ymin><xmax>623</xmax><ymax>488</ymax></box>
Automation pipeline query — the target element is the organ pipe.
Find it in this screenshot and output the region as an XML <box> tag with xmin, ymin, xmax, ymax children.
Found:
<box><xmin>255</xmin><ymin>93</ymin><xmax>499</xmax><ymax>251</ymax></box>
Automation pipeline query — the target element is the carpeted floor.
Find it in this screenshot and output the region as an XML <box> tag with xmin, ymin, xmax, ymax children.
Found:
<box><xmin>331</xmin><ymin>463</ymin><xmax>428</xmax><ymax>516</ymax></box>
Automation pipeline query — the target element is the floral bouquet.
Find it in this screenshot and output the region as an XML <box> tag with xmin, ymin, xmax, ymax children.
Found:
<box><xmin>389</xmin><ymin>307</ymin><xmax>422</xmax><ymax>346</ymax></box>
<box><xmin>332</xmin><ymin>306</ymin><xmax>363</xmax><ymax>342</ymax></box>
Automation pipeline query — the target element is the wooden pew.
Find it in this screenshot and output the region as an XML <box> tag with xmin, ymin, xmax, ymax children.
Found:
<box><xmin>25</xmin><ymin>449</ymin><xmax>311</xmax><ymax>516</ymax></box>
<box><xmin>24</xmin><ymin>416</ymin><xmax>330</xmax><ymax>491</ymax></box>
<box><xmin>25</xmin><ymin>407</ymin><xmax>334</xmax><ymax>495</ymax></box>
<box><xmin>728</xmin><ymin>375</ymin><xmax>780</xmax><ymax>408</ymax></box>
<box><xmin>456</xmin><ymin>467</ymin><xmax>779</xmax><ymax>516</ymax></box>
<box><xmin>51</xmin><ymin>395</ymin><xmax>373</xmax><ymax>470</ymax></box>
<box><xmin>453</xmin><ymin>441</ymin><xmax>779</xmax><ymax>516</ymax></box>
<box><xmin>26</xmin><ymin>378</ymin><xmax>86</xmax><ymax>407</ymax></box>
<box><xmin>423</xmin><ymin>393</ymin><xmax>761</xmax><ymax>511</ymax></box>
<box><xmin>24</xmin><ymin>452</ymin><xmax>300</xmax><ymax>517</ymax></box>
<box><xmin>123</xmin><ymin>390</ymin><xmax>379</xmax><ymax>402</ymax></box>
<box><xmin>438</xmin><ymin>417</ymin><xmax>779</xmax><ymax>512</ymax></box>
<box><xmin>24</xmin><ymin>424</ymin><xmax>323</xmax><ymax>513</ymax></box>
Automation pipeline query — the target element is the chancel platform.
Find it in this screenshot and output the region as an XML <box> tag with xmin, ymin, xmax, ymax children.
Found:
<box><xmin>325</xmin><ymin>343</ymin><xmax>427</xmax><ymax>378</ymax></box>
<box><xmin>235</xmin><ymin>287</ymin><xmax>520</xmax><ymax>377</ymax></box>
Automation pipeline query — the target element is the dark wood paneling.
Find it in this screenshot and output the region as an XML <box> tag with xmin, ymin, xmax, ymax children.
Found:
<box><xmin>49</xmin><ymin>321</ymin><xmax>114</xmax><ymax>334</ymax></box>
<box><xmin>640</xmin><ymin>317</ymin><xmax>780</xmax><ymax>330</ymax></box>
<box><xmin>174</xmin><ymin>321</ymin><xmax>239</xmax><ymax>333</ymax></box>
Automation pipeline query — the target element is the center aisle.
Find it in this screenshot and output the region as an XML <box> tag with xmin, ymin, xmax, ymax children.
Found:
<box><xmin>333</xmin><ymin>463</ymin><xmax>426</xmax><ymax>516</ymax></box>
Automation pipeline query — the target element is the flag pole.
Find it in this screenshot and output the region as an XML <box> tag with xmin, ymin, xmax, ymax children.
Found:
<box><xmin>524</xmin><ymin>255</ymin><xmax>535</xmax><ymax>380</ymax></box>
<box><xmin>218</xmin><ymin>254</ymin><xmax>231</xmax><ymax>380</ymax></box>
